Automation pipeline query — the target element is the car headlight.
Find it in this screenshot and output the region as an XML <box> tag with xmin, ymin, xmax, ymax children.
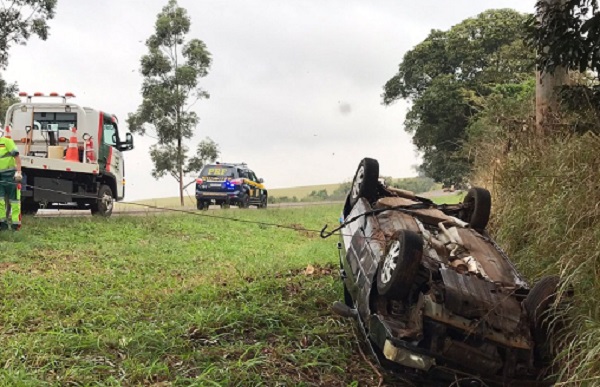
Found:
<box><xmin>383</xmin><ymin>341</ymin><xmax>435</xmax><ymax>371</ymax></box>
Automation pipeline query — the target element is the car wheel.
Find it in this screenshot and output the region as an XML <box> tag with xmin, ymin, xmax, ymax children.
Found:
<box><xmin>238</xmin><ymin>192</ymin><xmax>250</xmax><ymax>209</ymax></box>
<box><xmin>91</xmin><ymin>185</ymin><xmax>114</xmax><ymax>217</ymax></box>
<box><xmin>349</xmin><ymin>158</ymin><xmax>379</xmax><ymax>208</ymax></box>
<box><xmin>377</xmin><ymin>230</ymin><xmax>423</xmax><ymax>300</ymax></box>
<box><xmin>258</xmin><ymin>195</ymin><xmax>268</xmax><ymax>209</ymax></box>
<box><xmin>460</xmin><ymin>187</ymin><xmax>491</xmax><ymax>231</ymax></box>
<box><xmin>524</xmin><ymin>275</ymin><xmax>565</xmax><ymax>366</ymax></box>
<box><xmin>197</xmin><ymin>200</ymin><xmax>207</xmax><ymax>210</ymax></box>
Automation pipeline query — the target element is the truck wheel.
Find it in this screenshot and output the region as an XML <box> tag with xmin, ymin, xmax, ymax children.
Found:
<box><xmin>459</xmin><ymin>187</ymin><xmax>491</xmax><ymax>231</ymax></box>
<box><xmin>349</xmin><ymin>158</ymin><xmax>379</xmax><ymax>208</ymax></box>
<box><xmin>197</xmin><ymin>200</ymin><xmax>207</xmax><ymax>210</ymax></box>
<box><xmin>91</xmin><ymin>185</ymin><xmax>114</xmax><ymax>217</ymax></box>
<box><xmin>377</xmin><ymin>230</ymin><xmax>423</xmax><ymax>300</ymax></box>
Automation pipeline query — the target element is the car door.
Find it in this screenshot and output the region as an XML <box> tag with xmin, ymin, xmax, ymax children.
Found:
<box><xmin>248</xmin><ymin>170</ymin><xmax>260</xmax><ymax>200</ymax></box>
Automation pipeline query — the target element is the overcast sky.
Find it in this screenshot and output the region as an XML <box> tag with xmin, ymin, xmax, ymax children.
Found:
<box><xmin>3</xmin><ymin>0</ymin><xmax>536</xmax><ymax>200</ymax></box>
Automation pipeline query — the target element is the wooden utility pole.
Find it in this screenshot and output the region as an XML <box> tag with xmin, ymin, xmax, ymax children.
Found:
<box><xmin>536</xmin><ymin>0</ymin><xmax>570</xmax><ymax>136</ymax></box>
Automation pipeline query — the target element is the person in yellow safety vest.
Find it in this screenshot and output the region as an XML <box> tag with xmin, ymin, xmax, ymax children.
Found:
<box><xmin>0</xmin><ymin>135</ymin><xmax>22</xmax><ymax>230</ymax></box>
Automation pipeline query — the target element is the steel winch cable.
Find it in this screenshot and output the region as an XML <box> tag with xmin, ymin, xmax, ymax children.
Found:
<box><xmin>10</xmin><ymin>180</ymin><xmax>367</xmax><ymax>239</ymax></box>
<box><xmin>9</xmin><ymin>180</ymin><xmax>450</xmax><ymax>245</ymax></box>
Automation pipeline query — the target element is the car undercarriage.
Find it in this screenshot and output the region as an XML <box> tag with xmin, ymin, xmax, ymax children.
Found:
<box><xmin>328</xmin><ymin>157</ymin><xmax>565</xmax><ymax>386</ymax></box>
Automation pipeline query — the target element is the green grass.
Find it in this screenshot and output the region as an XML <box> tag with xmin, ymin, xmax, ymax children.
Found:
<box><xmin>0</xmin><ymin>205</ymin><xmax>385</xmax><ymax>386</ymax></box>
<box><xmin>430</xmin><ymin>191</ymin><xmax>465</xmax><ymax>205</ymax></box>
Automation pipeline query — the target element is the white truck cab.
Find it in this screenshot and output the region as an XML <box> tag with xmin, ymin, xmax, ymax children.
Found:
<box><xmin>3</xmin><ymin>92</ymin><xmax>134</xmax><ymax>216</ymax></box>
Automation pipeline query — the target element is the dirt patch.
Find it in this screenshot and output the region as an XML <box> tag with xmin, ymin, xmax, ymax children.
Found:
<box><xmin>0</xmin><ymin>262</ymin><xmax>20</xmax><ymax>274</ymax></box>
<box><xmin>285</xmin><ymin>223</ymin><xmax>319</xmax><ymax>238</ymax></box>
<box><xmin>273</xmin><ymin>263</ymin><xmax>337</xmax><ymax>279</ymax></box>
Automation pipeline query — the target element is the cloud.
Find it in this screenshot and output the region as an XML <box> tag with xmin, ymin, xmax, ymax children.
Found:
<box><xmin>4</xmin><ymin>0</ymin><xmax>536</xmax><ymax>200</ymax></box>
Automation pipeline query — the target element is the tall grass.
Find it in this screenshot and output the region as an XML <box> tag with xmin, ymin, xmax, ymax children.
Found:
<box><xmin>473</xmin><ymin>132</ymin><xmax>600</xmax><ymax>385</ymax></box>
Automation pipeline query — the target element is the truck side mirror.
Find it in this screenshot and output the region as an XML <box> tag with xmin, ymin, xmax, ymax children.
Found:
<box><xmin>118</xmin><ymin>133</ymin><xmax>134</xmax><ymax>151</ymax></box>
<box><xmin>259</xmin><ymin>178</ymin><xmax>264</xmax><ymax>183</ymax></box>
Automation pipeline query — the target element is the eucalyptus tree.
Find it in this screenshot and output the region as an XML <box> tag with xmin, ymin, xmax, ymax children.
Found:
<box><xmin>128</xmin><ymin>0</ymin><xmax>218</xmax><ymax>205</ymax></box>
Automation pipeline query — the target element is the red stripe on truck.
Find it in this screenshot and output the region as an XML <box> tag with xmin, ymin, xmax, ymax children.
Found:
<box><xmin>106</xmin><ymin>146</ymin><xmax>113</xmax><ymax>172</ymax></box>
<box><xmin>98</xmin><ymin>112</ymin><xmax>103</xmax><ymax>146</ymax></box>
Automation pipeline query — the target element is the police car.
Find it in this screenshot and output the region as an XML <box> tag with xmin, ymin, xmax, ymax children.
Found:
<box><xmin>195</xmin><ymin>162</ymin><xmax>267</xmax><ymax>210</ymax></box>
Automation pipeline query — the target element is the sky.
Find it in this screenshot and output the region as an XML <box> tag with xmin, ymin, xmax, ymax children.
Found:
<box><xmin>3</xmin><ymin>0</ymin><xmax>536</xmax><ymax>200</ymax></box>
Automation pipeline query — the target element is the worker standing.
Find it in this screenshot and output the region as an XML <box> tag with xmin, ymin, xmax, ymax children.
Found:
<box><xmin>0</xmin><ymin>135</ymin><xmax>22</xmax><ymax>230</ymax></box>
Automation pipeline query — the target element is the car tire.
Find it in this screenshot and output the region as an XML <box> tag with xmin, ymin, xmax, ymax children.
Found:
<box><xmin>238</xmin><ymin>192</ymin><xmax>250</xmax><ymax>209</ymax></box>
<box><xmin>460</xmin><ymin>187</ymin><xmax>491</xmax><ymax>231</ymax></box>
<box><xmin>524</xmin><ymin>275</ymin><xmax>564</xmax><ymax>366</ymax></box>
<box><xmin>197</xmin><ymin>200</ymin><xmax>207</xmax><ymax>210</ymax></box>
<box><xmin>258</xmin><ymin>195</ymin><xmax>267</xmax><ymax>209</ymax></box>
<box><xmin>90</xmin><ymin>185</ymin><xmax>114</xmax><ymax>217</ymax></box>
<box><xmin>377</xmin><ymin>230</ymin><xmax>423</xmax><ymax>300</ymax></box>
<box><xmin>349</xmin><ymin>158</ymin><xmax>379</xmax><ymax>208</ymax></box>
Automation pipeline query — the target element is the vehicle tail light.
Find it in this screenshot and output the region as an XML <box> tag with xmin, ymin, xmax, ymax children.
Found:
<box><xmin>196</xmin><ymin>178</ymin><xmax>203</xmax><ymax>185</ymax></box>
<box><xmin>49</xmin><ymin>92</ymin><xmax>59</xmax><ymax>97</ymax></box>
<box><xmin>33</xmin><ymin>92</ymin><xmax>44</xmax><ymax>97</ymax></box>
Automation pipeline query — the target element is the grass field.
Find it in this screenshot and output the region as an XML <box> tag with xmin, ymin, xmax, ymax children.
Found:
<box><xmin>0</xmin><ymin>205</ymin><xmax>389</xmax><ymax>386</ymax></box>
<box><xmin>122</xmin><ymin>184</ymin><xmax>344</xmax><ymax>209</ymax></box>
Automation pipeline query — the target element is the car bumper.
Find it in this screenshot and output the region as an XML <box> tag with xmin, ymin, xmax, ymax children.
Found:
<box><xmin>196</xmin><ymin>190</ymin><xmax>242</xmax><ymax>202</ymax></box>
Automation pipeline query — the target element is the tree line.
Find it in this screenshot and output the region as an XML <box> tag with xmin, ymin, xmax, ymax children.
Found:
<box><xmin>383</xmin><ymin>2</ymin><xmax>600</xmax><ymax>186</ymax></box>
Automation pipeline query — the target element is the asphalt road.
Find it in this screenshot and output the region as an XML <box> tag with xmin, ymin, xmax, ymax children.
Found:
<box><xmin>33</xmin><ymin>200</ymin><xmax>345</xmax><ymax>218</ymax></box>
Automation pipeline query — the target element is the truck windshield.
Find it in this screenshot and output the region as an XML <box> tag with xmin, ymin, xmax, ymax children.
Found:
<box><xmin>103</xmin><ymin>124</ymin><xmax>117</xmax><ymax>146</ymax></box>
<box><xmin>33</xmin><ymin>112</ymin><xmax>77</xmax><ymax>131</ymax></box>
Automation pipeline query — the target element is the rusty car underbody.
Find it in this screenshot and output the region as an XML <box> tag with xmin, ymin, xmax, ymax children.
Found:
<box><xmin>333</xmin><ymin>158</ymin><xmax>558</xmax><ymax>386</ymax></box>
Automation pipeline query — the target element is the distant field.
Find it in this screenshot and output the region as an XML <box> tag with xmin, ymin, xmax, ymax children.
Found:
<box><xmin>116</xmin><ymin>183</ymin><xmax>344</xmax><ymax>210</ymax></box>
<box><xmin>430</xmin><ymin>191</ymin><xmax>465</xmax><ymax>205</ymax></box>
<box><xmin>267</xmin><ymin>183</ymin><xmax>342</xmax><ymax>199</ymax></box>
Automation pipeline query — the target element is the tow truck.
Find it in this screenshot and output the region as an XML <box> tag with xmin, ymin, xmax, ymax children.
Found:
<box><xmin>3</xmin><ymin>92</ymin><xmax>134</xmax><ymax>217</ymax></box>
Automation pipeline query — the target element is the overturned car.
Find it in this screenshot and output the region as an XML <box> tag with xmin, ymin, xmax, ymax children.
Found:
<box><xmin>330</xmin><ymin>158</ymin><xmax>562</xmax><ymax>386</ymax></box>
